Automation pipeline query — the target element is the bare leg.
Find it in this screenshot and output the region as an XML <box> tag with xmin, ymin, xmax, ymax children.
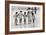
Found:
<box><xmin>20</xmin><ymin>18</ymin><xmax>22</xmax><ymax>24</ymax></box>
<box><xmin>24</xmin><ymin>18</ymin><xmax>26</xmax><ymax>24</ymax></box>
<box><xmin>15</xmin><ymin>18</ymin><xmax>17</xmax><ymax>25</ymax></box>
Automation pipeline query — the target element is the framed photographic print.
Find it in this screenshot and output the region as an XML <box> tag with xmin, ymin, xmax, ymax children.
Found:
<box><xmin>5</xmin><ymin>1</ymin><xmax>45</xmax><ymax>34</ymax></box>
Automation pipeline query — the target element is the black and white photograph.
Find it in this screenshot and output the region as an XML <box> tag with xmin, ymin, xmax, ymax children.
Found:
<box><xmin>9</xmin><ymin>4</ymin><xmax>43</xmax><ymax>32</ymax></box>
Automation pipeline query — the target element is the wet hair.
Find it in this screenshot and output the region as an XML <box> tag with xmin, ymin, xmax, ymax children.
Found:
<box><xmin>16</xmin><ymin>12</ymin><xmax>18</xmax><ymax>14</ymax></box>
<box><xmin>20</xmin><ymin>11</ymin><xmax>22</xmax><ymax>12</ymax></box>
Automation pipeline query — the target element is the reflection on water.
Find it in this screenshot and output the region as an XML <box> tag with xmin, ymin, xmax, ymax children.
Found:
<box><xmin>15</xmin><ymin>23</ymin><xmax>33</xmax><ymax>28</ymax></box>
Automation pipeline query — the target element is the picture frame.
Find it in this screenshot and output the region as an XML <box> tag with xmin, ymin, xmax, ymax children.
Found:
<box><xmin>5</xmin><ymin>1</ymin><xmax>45</xmax><ymax>34</ymax></box>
